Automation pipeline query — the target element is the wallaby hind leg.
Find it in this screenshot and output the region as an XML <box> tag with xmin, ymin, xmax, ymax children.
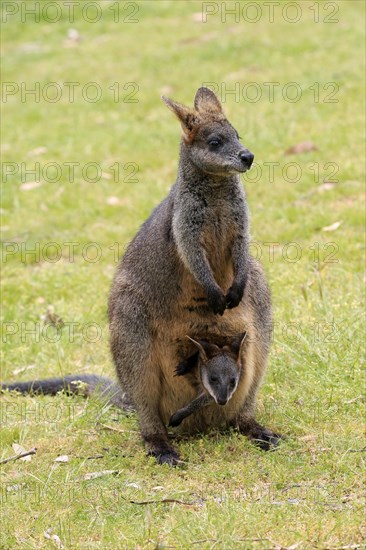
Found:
<box><xmin>109</xmin><ymin>296</ymin><xmax>180</xmax><ymax>465</ymax></box>
<box><xmin>136</xmin><ymin>366</ymin><xmax>180</xmax><ymax>465</ymax></box>
<box><xmin>114</xmin><ymin>350</ymin><xmax>179</xmax><ymax>465</ymax></box>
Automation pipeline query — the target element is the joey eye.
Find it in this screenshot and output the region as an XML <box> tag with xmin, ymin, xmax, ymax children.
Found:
<box><xmin>230</xmin><ymin>378</ymin><xmax>236</xmax><ymax>387</ymax></box>
<box><xmin>208</xmin><ymin>138</ymin><xmax>221</xmax><ymax>148</ymax></box>
<box><xmin>210</xmin><ymin>375</ymin><xmax>218</xmax><ymax>383</ymax></box>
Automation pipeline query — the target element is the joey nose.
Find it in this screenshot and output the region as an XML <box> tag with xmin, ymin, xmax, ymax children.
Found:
<box><xmin>239</xmin><ymin>151</ymin><xmax>254</xmax><ymax>169</ymax></box>
<box><xmin>217</xmin><ymin>398</ymin><xmax>228</xmax><ymax>406</ymax></box>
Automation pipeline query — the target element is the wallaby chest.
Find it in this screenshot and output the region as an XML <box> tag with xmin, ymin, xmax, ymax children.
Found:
<box><xmin>175</xmin><ymin>184</ymin><xmax>246</xmax><ymax>288</ymax></box>
<box><xmin>201</xmin><ymin>205</ymin><xmax>238</xmax><ymax>269</ymax></box>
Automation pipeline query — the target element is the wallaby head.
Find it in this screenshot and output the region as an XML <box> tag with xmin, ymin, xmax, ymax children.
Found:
<box><xmin>162</xmin><ymin>87</ymin><xmax>254</xmax><ymax>176</ymax></box>
<box><xmin>187</xmin><ymin>333</ymin><xmax>246</xmax><ymax>406</ymax></box>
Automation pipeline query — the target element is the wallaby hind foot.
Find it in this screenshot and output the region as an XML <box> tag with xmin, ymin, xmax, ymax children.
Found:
<box><xmin>144</xmin><ymin>434</ymin><xmax>180</xmax><ymax>465</ymax></box>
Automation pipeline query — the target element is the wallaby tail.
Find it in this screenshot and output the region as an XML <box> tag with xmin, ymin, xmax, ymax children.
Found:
<box><xmin>1</xmin><ymin>374</ymin><xmax>134</xmax><ymax>411</ymax></box>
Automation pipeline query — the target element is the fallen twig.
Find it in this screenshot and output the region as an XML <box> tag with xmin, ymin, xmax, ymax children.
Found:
<box><xmin>124</xmin><ymin>497</ymin><xmax>198</xmax><ymax>507</ymax></box>
<box><xmin>0</xmin><ymin>447</ymin><xmax>37</xmax><ymax>465</ymax></box>
<box><xmin>76</xmin><ymin>454</ymin><xmax>104</xmax><ymax>460</ymax></box>
<box><xmin>348</xmin><ymin>446</ymin><xmax>366</xmax><ymax>453</ymax></box>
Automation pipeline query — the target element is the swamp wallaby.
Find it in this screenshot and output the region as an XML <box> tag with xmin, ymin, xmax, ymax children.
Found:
<box><xmin>108</xmin><ymin>87</ymin><xmax>281</xmax><ymax>464</ymax></box>
<box><xmin>168</xmin><ymin>334</ymin><xmax>245</xmax><ymax>428</ymax></box>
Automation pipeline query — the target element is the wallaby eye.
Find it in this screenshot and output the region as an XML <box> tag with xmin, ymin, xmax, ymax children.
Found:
<box><xmin>208</xmin><ymin>138</ymin><xmax>221</xmax><ymax>148</ymax></box>
<box><xmin>210</xmin><ymin>375</ymin><xmax>218</xmax><ymax>383</ymax></box>
<box><xmin>230</xmin><ymin>378</ymin><xmax>236</xmax><ymax>387</ymax></box>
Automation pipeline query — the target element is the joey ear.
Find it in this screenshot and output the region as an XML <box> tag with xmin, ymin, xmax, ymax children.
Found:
<box><xmin>162</xmin><ymin>96</ymin><xmax>201</xmax><ymax>140</ymax></box>
<box><xmin>175</xmin><ymin>351</ymin><xmax>199</xmax><ymax>376</ymax></box>
<box><xmin>194</xmin><ymin>87</ymin><xmax>223</xmax><ymax>115</ymax></box>
<box><xmin>229</xmin><ymin>332</ymin><xmax>247</xmax><ymax>359</ymax></box>
<box><xmin>186</xmin><ymin>336</ymin><xmax>220</xmax><ymax>361</ymax></box>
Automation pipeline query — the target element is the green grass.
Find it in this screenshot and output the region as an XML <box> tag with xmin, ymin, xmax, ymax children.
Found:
<box><xmin>1</xmin><ymin>1</ymin><xmax>365</xmax><ymax>548</ymax></box>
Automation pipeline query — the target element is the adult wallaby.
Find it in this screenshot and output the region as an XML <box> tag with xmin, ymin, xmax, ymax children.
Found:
<box><xmin>168</xmin><ymin>334</ymin><xmax>244</xmax><ymax>428</ymax></box>
<box><xmin>108</xmin><ymin>87</ymin><xmax>280</xmax><ymax>464</ymax></box>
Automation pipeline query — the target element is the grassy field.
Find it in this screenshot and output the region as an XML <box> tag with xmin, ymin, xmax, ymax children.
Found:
<box><xmin>1</xmin><ymin>1</ymin><xmax>365</xmax><ymax>548</ymax></box>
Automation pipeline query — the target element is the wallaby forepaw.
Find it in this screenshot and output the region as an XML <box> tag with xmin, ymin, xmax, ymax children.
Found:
<box><xmin>207</xmin><ymin>288</ymin><xmax>226</xmax><ymax>315</ymax></box>
<box><xmin>174</xmin><ymin>351</ymin><xmax>199</xmax><ymax>377</ymax></box>
<box><xmin>168</xmin><ymin>412</ymin><xmax>183</xmax><ymax>427</ymax></box>
<box><xmin>226</xmin><ymin>282</ymin><xmax>245</xmax><ymax>309</ymax></box>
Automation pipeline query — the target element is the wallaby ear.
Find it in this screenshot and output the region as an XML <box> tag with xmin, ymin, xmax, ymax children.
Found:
<box><xmin>194</xmin><ymin>87</ymin><xmax>223</xmax><ymax>115</ymax></box>
<box><xmin>228</xmin><ymin>332</ymin><xmax>247</xmax><ymax>359</ymax></box>
<box><xmin>186</xmin><ymin>336</ymin><xmax>220</xmax><ymax>361</ymax></box>
<box><xmin>162</xmin><ymin>96</ymin><xmax>201</xmax><ymax>140</ymax></box>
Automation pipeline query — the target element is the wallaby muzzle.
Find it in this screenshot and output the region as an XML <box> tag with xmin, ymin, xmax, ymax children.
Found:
<box><xmin>215</xmin><ymin>389</ymin><xmax>230</xmax><ymax>406</ymax></box>
<box><xmin>217</xmin><ymin>398</ymin><xmax>228</xmax><ymax>406</ymax></box>
<box><xmin>239</xmin><ymin>149</ymin><xmax>254</xmax><ymax>170</ymax></box>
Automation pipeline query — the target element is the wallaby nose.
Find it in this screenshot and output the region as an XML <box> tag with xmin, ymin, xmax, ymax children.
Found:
<box><xmin>217</xmin><ymin>397</ymin><xmax>228</xmax><ymax>406</ymax></box>
<box><xmin>239</xmin><ymin>151</ymin><xmax>254</xmax><ymax>168</ymax></box>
